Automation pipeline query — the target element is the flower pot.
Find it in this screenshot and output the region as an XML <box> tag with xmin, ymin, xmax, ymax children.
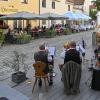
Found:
<box><xmin>12</xmin><ymin>71</ymin><xmax>26</xmax><ymax>84</ymax></box>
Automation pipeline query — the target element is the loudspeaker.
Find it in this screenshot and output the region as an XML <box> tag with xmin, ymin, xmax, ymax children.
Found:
<box><xmin>91</xmin><ymin>68</ymin><xmax>100</xmax><ymax>91</ymax></box>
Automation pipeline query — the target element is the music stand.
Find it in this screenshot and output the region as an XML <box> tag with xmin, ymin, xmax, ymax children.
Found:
<box><xmin>48</xmin><ymin>46</ymin><xmax>56</xmax><ymax>77</ymax></box>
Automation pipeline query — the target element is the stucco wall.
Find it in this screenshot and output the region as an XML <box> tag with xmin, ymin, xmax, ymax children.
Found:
<box><xmin>0</xmin><ymin>0</ymin><xmax>39</xmax><ymax>28</ymax></box>
<box><xmin>40</xmin><ymin>0</ymin><xmax>74</xmax><ymax>27</ymax></box>
<box><xmin>83</xmin><ymin>0</ymin><xmax>91</xmax><ymax>15</ymax></box>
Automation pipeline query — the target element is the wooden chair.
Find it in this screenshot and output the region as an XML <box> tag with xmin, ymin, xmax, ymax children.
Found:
<box><xmin>62</xmin><ymin>61</ymin><xmax>81</xmax><ymax>95</ymax></box>
<box><xmin>32</xmin><ymin>61</ymin><xmax>49</xmax><ymax>93</ymax></box>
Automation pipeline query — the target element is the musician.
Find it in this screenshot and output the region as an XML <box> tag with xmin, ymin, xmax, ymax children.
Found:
<box><xmin>64</xmin><ymin>41</ymin><xmax>82</xmax><ymax>64</ymax></box>
<box><xmin>34</xmin><ymin>44</ymin><xmax>55</xmax><ymax>86</ymax></box>
<box><xmin>46</xmin><ymin>46</ymin><xmax>56</xmax><ymax>85</ymax></box>
<box><xmin>34</xmin><ymin>44</ymin><xmax>49</xmax><ymax>87</ymax></box>
<box><xmin>59</xmin><ymin>42</ymin><xmax>70</xmax><ymax>70</ymax></box>
<box><xmin>95</xmin><ymin>52</ymin><xmax>100</xmax><ymax>68</ymax></box>
<box><xmin>34</xmin><ymin>44</ymin><xmax>49</xmax><ymax>74</ymax></box>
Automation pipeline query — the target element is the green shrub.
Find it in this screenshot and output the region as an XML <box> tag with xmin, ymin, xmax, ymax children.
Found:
<box><xmin>0</xmin><ymin>30</ymin><xmax>5</xmax><ymax>46</ymax></box>
<box><xmin>45</xmin><ymin>29</ymin><xmax>56</xmax><ymax>38</ymax></box>
<box><xmin>63</xmin><ymin>28</ymin><xmax>72</xmax><ymax>35</ymax></box>
<box><xmin>16</xmin><ymin>34</ymin><xmax>32</xmax><ymax>44</ymax></box>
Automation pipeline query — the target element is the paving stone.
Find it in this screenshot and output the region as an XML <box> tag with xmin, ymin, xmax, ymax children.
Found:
<box><xmin>0</xmin><ymin>30</ymin><xmax>99</xmax><ymax>100</ymax></box>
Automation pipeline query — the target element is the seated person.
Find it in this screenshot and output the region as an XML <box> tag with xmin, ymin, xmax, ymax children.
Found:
<box><xmin>64</xmin><ymin>41</ymin><xmax>82</xmax><ymax>65</ymax></box>
<box><xmin>62</xmin><ymin>41</ymin><xmax>82</xmax><ymax>95</ymax></box>
<box><xmin>90</xmin><ymin>52</ymin><xmax>100</xmax><ymax>91</ymax></box>
<box><xmin>34</xmin><ymin>44</ymin><xmax>53</xmax><ymax>86</ymax></box>
<box><xmin>5</xmin><ymin>27</ymin><xmax>16</xmax><ymax>43</ymax></box>
<box><xmin>44</xmin><ymin>43</ymin><xmax>56</xmax><ymax>77</ymax></box>
<box><xmin>59</xmin><ymin>42</ymin><xmax>70</xmax><ymax>70</ymax></box>
<box><xmin>34</xmin><ymin>44</ymin><xmax>49</xmax><ymax>74</ymax></box>
<box><xmin>14</xmin><ymin>30</ymin><xmax>20</xmax><ymax>36</ymax></box>
<box><xmin>76</xmin><ymin>43</ymin><xmax>85</xmax><ymax>63</ymax></box>
<box><xmin>60</xmin><ymin>42</ymin><xmax>70</xmax><ymax>59</ymax></box>
<box><xmin>95</xmin><ymin>52</ymin><xmax>100</xmax><ymax>69</ymax></box>
<box><xmin>75</xmin><ymin>24</ymin><xmax>80</xmax><ymax>32</ymax></box>
<box><xmin>94</xmin><ymin>44</ymin><xmax>100</xmax><ymax>59</ymax></box>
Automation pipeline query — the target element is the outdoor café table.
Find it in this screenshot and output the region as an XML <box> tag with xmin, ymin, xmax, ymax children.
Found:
<box><xmin>38</xmin><ymin>29</ymin><xmax>43</xmax><ymax>37</ymax></box>
<box><xmin>31</xmin><ymin>30</ymin><xmax>39</xmax><ymax>38</ymax></box>
<box><xmin>0</xmin><ymin>83</ymin><xmax>30</xmax><ymax>100</ymax></box>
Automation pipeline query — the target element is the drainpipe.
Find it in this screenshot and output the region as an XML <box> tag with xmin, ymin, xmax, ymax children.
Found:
<box><xmin>39</xmin><ymin>0</ymin><xmax>40</xmax><ymax>27</ymax></box>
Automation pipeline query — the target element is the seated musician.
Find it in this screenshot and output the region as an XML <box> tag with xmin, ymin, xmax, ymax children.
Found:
<box><xmin>95</xmin><ymin>52</ymin><xmax>100</xmax><ymax>69</ymax></box>
<box><xmin>59</xmin><ymin>42</ymin><xmax>70</xmax><ymax>70</ymax></box>
<box><xmin>45</xmin><ymin>44</ymin><xmax>56</xmax><ymax>83</ymax></box>
<box><xmin>94</xmin><ymin>44</ymin><xmax>100</xmax><ymax>60</ymax></box>
<box><xmin>60</xmin><ymin>42</ymin><xmax>70</xmax><ymax>59</ymax></box>
<box><xmin>34</xmin><ymin>44</ymin><xmax>49</xmax><ymax>74</ymax></box>
<box><xmin>91</xmin><ymin>51</ymin><xmax>100</xmax><ymax>91</ymax></box>
<box><xmin>34</xmin><ymin>44</ymin><xmax>53</xmax><ymax>86</ymax></box>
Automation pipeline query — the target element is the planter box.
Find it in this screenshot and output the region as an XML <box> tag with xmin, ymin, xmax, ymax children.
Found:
<box><xmin>12</xmin><ymin>71</ymin><xmax>26</xmax><ymax>84</ymax></box>
<box><xmin>0</xmin><ymin>43</ymin><xmax>1</xmax><ymax>47</ymax></box>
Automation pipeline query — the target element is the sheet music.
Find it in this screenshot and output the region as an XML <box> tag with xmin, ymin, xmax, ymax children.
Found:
<box><xmin>48</xmin><ymin>47</ymin><xmax>56</xmax><ymax>56</ymax></box>
<box><xmin>79</xmin><ymin>44</ymin><xmax>85</xmax><ymax>53</ymax></box>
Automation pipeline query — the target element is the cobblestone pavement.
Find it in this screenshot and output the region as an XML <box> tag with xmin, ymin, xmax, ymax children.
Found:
<box><xmin>0</xmin><ymin>30</ymin><xmax>98</xmax><ymax>100</ymax></box>
<box><xmin>0</xmin><ymin>30</ymin><xmax>93</xmax><ymax>80</ymax></box>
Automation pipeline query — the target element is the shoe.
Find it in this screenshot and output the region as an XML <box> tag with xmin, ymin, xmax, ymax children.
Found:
<box><xmin>49</xmin><ymin>76</ymin><xmax>53</xmax><ymax>86</ymax></box>
<box><xmin>61</xmin><ymin>78</ymin><xmax>63</xmax><ymax>81</ymax></box>
<box><xmin>38</xmin><ymin>79</ymin><xmax>42</xmax><ymax>87</ymax></box>
<box><xmin>88</xmin><ymin>67</ymin><xmax>93</xmax><ymax>71</ymax></box>
<box><xmin>71</xmin><ymin>89</ymin><xmax>80</xmax><ymax>95</ymax></box>
<box><xmin>49</xmin><ymin>81</ymin><xmax>53</xmax><ymax>86</ymax></box>
<box><xmin>66</xmin><ymin>91</ymin><xmax>71</xmax><ymax>95</ymax></box>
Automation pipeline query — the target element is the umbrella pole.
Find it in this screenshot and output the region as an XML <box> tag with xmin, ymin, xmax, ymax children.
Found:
<box><xmin>23</xmin><ymin>20</ymin><xmax>24</xmax><ymax>30</ymax></box>
<box><xmin>48</xmin><ymin>20</ymin><xmax>50</xmax><ymax>28</ymax></box>
<box><xmin>39</xmin><ymin>20</ymin><xmax>40</xmax><ymax>27</ymax></box>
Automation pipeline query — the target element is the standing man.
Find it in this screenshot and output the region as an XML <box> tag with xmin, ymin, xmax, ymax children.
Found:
<box><xmin>82</xmin><ymin>38</ymin><xmax>86</xmax><ymax>49</ymax></box>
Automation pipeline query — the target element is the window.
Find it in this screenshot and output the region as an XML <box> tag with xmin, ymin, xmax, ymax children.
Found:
<box><xmin>42</xmin><ymin>20</ymin><xmax>46</xmax><ymax>25</ymax></box>
<box><xmin>21</xmin><ymin>0</ymin><xmax>28</xmax><ymax>4</ymax></box>
<box><xmin>68</xmin><ymin>5</ymin><xmax>70</xmax><ymax>11</ymax></box>
<box><xmin>51</xmin><ymin>20</ymin><xmax>55</xmax><ymax>25</ymax></box>
<box><xmin>55</xmin><ymin>0</ymin><xmax>60</xmax><ymax>2</ymax></box>
<box><xmin>52</xmin><ymin>1</ymin><xmax>55</xmax><ymax>9</ymax></box>
<box><xmin>13</xmin><ymin>20</ymin><xmax>17</xmax><ymax>29</ymax></box>
<box><xmin>42</xmin><ymin>0</ymin><xmax>46</xmax><ymax>8</ymax></box>
<box><xmin>61</xmin><ymin>20</ymin><xmax>64</xmax><ymax>25</ymax></box>
<box><xmin>18</xmin><ymin>20</ymin><xmax>22</xmax><ymax>29</ymax></box>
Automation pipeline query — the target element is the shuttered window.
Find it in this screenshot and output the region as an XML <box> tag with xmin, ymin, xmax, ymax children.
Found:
<box><xmin>52</xmin><ymin>1</ymin><xmax>55</xmax><ymax>9</ymax></box>
<box><xmin>42</xmin><ymin>0</ymin><xmax>46</xmax><ymax>8</ymax></box>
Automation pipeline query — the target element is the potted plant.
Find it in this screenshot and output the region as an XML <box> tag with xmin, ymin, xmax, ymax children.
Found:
<box><xmin>45</xmin><ymin>28</ymin><xmax>56</xmax><ymax>38</ymax></box>
<box><xmin>3</xmin><ymin>50</ymin><xmax>29</xmax><ymax>84</ymax></box>
<box><xmin>0</xmin><ymin>29</ymin><xmax>5</xmax><ymax>47</ymax></box>
<box><xmin>16</xmin><ymin>34</ymin><xmax>32</xmax><ymax>44</ymax></box>
<box><xmin>63</xmin><ymin>28</ymin><xmax>71</xmax><ymax>35</ymax></box>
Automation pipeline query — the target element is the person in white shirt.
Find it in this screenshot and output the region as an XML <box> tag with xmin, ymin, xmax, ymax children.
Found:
<box><xmin>76</xmin><ymin>43</ymin><xmax>85</xmax><ymax>63</ymax></box>
<box><xmin>59</xmin><ymin>42</ymin><xmax>70</xmax><ymax>70</ymax></box>
<box><xmin>60</xmin><ymin>42</ymin><xmax>70</xmax><ymax>59</ymax></box>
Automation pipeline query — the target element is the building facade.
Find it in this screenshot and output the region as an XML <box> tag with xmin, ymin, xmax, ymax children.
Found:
<box><xmin>39</xmin><ymin>0</ymin><xmax>74</xmax><ymax>27</ymax></box>
<box><xmin>0</xmin><ymin>0</ymin><xmax>77</xmax><ymax>28</ymax></box>
<box><xmin>83</xmin><ymin>0</ymin><xmax>91</xmax><ymax>15</ymax></box>
<box><xmin>73</xmin><ymin>0</ymin><xmax>84</xmax><ymax>13</ymax></box>
<box><xmin>0</xmin><ymin>0</ymin><xmax>39</xmax><ymax>29</ymax></box>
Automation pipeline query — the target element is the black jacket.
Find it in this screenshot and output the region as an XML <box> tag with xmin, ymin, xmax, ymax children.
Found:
<box><xmin>64</xmin><ymin>48</ymin><xmax>81</xmax><ymax>64</ymax></box>
<box><xmin>34</xmin><ymin>51</ymin><xmax>49</xmax><ymax>74</ymax></box>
